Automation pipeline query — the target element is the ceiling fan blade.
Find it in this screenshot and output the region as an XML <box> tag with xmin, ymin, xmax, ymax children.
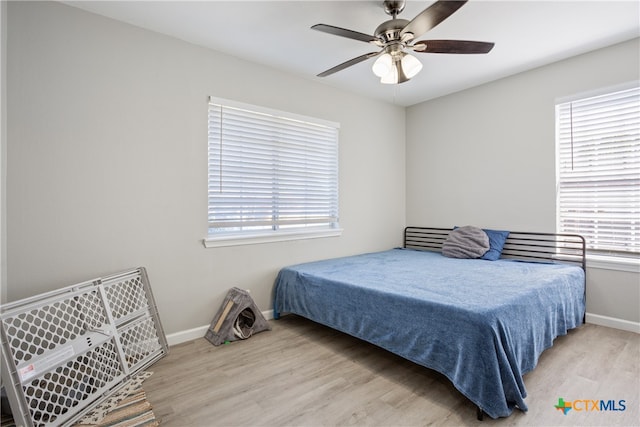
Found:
<box><xmin>413</xmin><ymin>40</ymin><xmax>494</xmax><ymax>54</ymax></box>
<box><xmin>312</xmin><ymin>24</ymin><xmax>378</xmax><ymax>44</ymax></box>
<box><xmin>317</xmin><ymin>51</ymin><xmax>382</xmax><ymax>77</ymax></box>
<box><xmin>401</xmin><ymin>0</ymin><xmax>467</xmax><ymax>39</ymax></box>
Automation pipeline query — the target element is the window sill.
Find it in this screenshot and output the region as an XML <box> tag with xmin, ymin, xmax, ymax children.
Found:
<box><xmin>203</xmin><ymin>228</ymin><xmax>343</xmax><ymax>248</ymax></box>
<box><xmin>586</xmin><ymin>254</ymin><xmax>640</xmax><ymax>273</ymax></box>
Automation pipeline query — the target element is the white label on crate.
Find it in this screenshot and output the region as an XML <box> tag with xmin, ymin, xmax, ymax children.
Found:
<box><xmin>18</xmin><ymin>345</ymin><xmax>76</xmax><ymax>382</ymax></box>
<box><xmin>18</xmin><ymin>364</ymin><xmax>36</xmax><ymax>381</ymax></box>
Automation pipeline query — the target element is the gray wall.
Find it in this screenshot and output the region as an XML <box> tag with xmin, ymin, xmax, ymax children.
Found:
<box><xmin>5</xmin><ymin>1</ymin><xmax>638</xmax><ymax>337</ymax></box>
<box><xmin>6</xmin><ymin>2</ymin><xmax>406</xmax><ymax>335</ymax></box>
<box><xmin>406</xmin><ymin>38</ymin><xmax>640</xmax><ymax>325</ymax></box>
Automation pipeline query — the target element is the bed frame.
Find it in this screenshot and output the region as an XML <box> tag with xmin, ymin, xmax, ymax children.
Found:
<box><xmin>403</xmin><ymin>226</ymin><xmax>586</xmax><ymax>420</ymax></box>
<box><xmin>404</xmin><ymin>227</ymin><xmax>586</xmax><ymax>270</ymax></box>
<box><xmin>274</xmin><ymin>226</ymin><xmax>587</xmax><ymax>420</ymax></box>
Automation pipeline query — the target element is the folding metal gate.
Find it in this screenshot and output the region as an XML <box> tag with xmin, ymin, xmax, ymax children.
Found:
<box><xmin>0</xmin><ymin>267</ymin><xmax>168</xmax><ymax>427</ymax></box>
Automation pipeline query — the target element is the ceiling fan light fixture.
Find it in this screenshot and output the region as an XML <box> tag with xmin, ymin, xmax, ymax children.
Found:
<box><xmin>380</xmin><ymin>63</ymin><xmax>399</xmax><ymax>84</ymax></box>
<box><xmin>378</xmin><ymin>52</ymin><xmax>419</xmax><ymax>84</ymax></box>
<box><xmin>372</xmin><ymin>53</ymin><xmax>393</xmax><ymax>77</ymax></box>
<box><xmin>401</xmin><ymin>53</ymin><xmax>422</xmax><ymax>79</ymax></box>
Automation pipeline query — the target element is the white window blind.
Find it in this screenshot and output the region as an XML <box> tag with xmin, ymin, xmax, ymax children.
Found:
<box><xmin>556</xmin><ymin>85</ymin><xmax>640</xmax><ymax>256</ymax></box>
<box><xmin>207</xmin><ymin>97</ymin><xmax>339</xmax><ymax>239</ymax></box>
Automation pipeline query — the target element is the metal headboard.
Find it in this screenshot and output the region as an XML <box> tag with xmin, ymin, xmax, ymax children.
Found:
<box><xmin>404</xmin><ymin>226</ymin><xmax>586</xmax><ymax>271</ymax></box>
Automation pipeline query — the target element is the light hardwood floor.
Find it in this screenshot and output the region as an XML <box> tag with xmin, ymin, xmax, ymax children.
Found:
<box><xmin>144</xmin><ymin>315</ymin><xmax>639</xmax><ymax>426</ymax></box>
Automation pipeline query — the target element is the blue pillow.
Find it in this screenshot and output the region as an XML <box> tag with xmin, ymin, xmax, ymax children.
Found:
<box><xmin>481</xmin><ymin>229</ymin><xmax>510</xmax><ymax>261</ymax></box>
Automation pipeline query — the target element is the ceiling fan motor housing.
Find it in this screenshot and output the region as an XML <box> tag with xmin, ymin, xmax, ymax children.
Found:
<box><xmin>375</xmin><ymin>19</ymin><xmax>411</xmax><ymax>44</ymax></box>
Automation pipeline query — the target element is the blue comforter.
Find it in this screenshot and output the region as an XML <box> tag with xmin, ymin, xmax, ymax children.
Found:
<box><xmin>273</xmin><ymin>248</ymin><xmax>585</xmax><ymax>418</ymax></box>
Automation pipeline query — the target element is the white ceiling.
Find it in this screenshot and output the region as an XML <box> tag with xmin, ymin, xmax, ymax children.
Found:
<box><xmin>62</xmin><ymin>0</ymin><xmax>640</xmax><ymax>107</ymax></box>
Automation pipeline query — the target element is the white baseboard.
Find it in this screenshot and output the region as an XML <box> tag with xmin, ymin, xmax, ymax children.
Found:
<box><xmin>586</xmin><ymin>313</ymin><xmax>640</xmax><ymax>334</ymax></box>
<box><xmin>262</xmin><ymin>309</ymin><xmax>274</xmax><ymax>320</ymax></box>
<box><xmin>165</xmin><ymin>309</ymin><xmax>276</xmax><ymax>347</ymax></box>
<box><xmin>165</xmin><ymin>324</ymin><xmax>209</xmax><ymax>347</ymax></box>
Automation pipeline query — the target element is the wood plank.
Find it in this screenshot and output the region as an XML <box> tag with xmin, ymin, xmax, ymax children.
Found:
<box><xmin>144</xmin><ymin>315</ymin><xmax>639</xmax><ymax>426</ymax></box>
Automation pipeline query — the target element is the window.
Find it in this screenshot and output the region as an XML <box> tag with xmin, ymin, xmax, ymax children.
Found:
<box><xmin>205</xmin><ymin>97</ymin><xmax>340</xmax><ymax>247</ymax></box>
<box><xmin>556</xmin><ymin>84</ymin><xmax>639</xmax><ymax>259</ymax></box>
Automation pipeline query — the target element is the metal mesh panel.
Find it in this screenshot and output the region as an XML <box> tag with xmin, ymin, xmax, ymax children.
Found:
<box><xmin>2</xmin><ymin>291</ymin><xmax>107</xmax><ymax>367</ymax></box>
<box><xmin>118</xmin><ymin>316</ymin><xmax>163</xmax><ymax>371</ymax></box>
<box><xmin>0</xmin><ymin>267</ymin><xmax>168</xmax><ymax>427</ymax></box>
<box><xmin>23</xmin><ymin>339</ymin><xmax>123</xmax><ymax>427</ymax></box>
<box><xmin>104</xmin><ymin>276</ymin><xmax>149</xmax><ymax>322</ymax></box>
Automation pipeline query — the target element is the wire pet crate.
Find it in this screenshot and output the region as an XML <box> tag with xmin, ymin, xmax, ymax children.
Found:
<box><xmin>0</xmin><ymin>267</ymin><xmax>168</xmax><ymax>427</ymax></box>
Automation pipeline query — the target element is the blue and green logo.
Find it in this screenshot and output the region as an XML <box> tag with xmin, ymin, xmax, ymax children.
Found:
<box><xmin>555</xmin><ymin>397</ymin><xmax>572</xmax><ymax>415</ymax></box>
<box><xmin>554</xmin><ymin>397</ymin><xmax>626</xmax><ymax>415</ymax></box>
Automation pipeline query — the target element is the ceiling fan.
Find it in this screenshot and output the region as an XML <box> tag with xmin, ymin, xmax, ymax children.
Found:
<box><xmin>312</xmin><ymin>0</ymin><xmax>494</xmax><ymax>84</ymax></box>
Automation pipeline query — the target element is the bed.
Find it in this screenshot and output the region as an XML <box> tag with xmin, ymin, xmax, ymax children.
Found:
<box><xmin>272</xmin><ymin>227</ymin><xmax>586</xmax><ymax>420</ymax></box>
